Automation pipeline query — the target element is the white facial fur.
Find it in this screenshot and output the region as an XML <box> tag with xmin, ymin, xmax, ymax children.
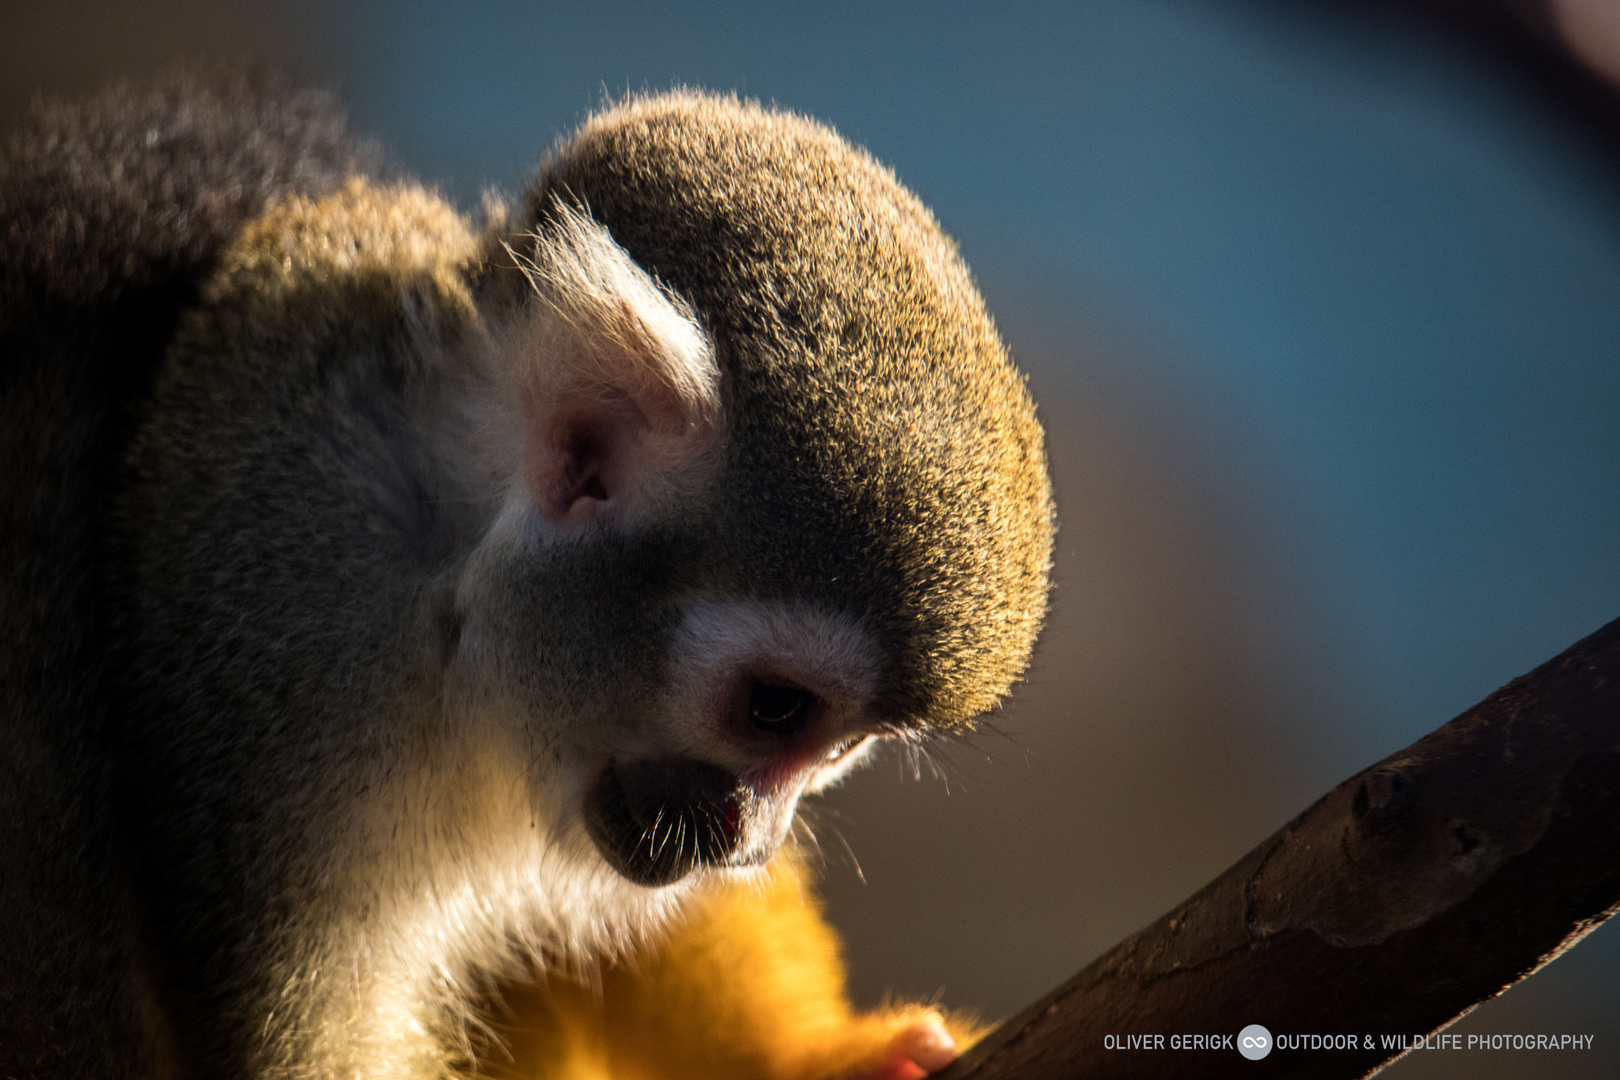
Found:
<box><xmin>666</xmin><ymin>597</ymin><xmax>884</xmax><ymax>788</ymax></box>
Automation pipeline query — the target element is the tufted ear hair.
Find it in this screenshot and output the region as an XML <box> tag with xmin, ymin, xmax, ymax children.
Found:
<box><xmin>503</xmin><ymin>201</ymin><xmax>722</xmax><ymax>528</ymax></box>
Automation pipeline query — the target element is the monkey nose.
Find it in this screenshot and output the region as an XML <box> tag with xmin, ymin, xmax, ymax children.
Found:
<box><xmin>583</xmin><ymin>758</ymin><xmax>760</xmax><ymax>887</ymax></box>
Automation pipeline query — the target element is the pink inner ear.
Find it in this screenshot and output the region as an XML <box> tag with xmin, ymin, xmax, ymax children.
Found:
<box><xmin>557</xmin><ymin>427</ymin><xmax>611</xmax><ymax>505</ymax></box>
<box><xmin>525</xmin><ymin>386</ymin><xmax>650</xmax><ymax>525</ymax></box>
<box><xmin>522</xmin><ymin>359</ymin><xmax>715</xmax><ymax>529</ymax></box>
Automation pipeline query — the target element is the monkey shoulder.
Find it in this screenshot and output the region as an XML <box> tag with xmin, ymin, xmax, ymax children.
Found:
<box><xmin>203</xmin><ymin>178</ymin><xmax>480</xmax><ymax>328</ymax></box>
<box><xmin>121</xmin><ymin>179</ymin><xmax>495</xmax><ymax>710</ymax></box>
<box><xmin>166</xmin><ymin>178</ymin><xmax>484</xmax><ymax>386</ymax></box>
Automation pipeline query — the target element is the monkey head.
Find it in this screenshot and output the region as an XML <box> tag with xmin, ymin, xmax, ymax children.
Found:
<box><xmin>457</xmin><ymin>92</ymin><xmax>1055</xmax><ymax>892</ymax></box>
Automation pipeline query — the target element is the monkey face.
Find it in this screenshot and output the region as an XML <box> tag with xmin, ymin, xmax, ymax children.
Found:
<box><xmin>457</xmin><ymin>528</ymin><xmax>887</xmax><ymax>893</ymax></box>
<box><xmin>458</xmin><ymin>515</ymin><xmax>887</xmax><ymax>891</ymax></box>
<box><xmin>579</xmin><ymin>598</ymin><xmax>883</xmax><ymax>887</ymax></box>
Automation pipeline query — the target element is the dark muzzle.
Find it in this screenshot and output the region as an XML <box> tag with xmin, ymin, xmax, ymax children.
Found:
<box><xmin>583</xmin><ymin>757</ymin><xmax>761</xmax><ymax>886</ymax></box>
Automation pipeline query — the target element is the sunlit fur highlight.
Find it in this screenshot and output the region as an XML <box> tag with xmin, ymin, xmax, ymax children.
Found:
<box><xmin>493</xmin><ymin>200</ymin><xmax>723</xmax><ymax>530</ymax></box>
<box><xmin>506</xmin><ymin>199</ymin><xmax>719</xmax><ymax>434</ymax></box>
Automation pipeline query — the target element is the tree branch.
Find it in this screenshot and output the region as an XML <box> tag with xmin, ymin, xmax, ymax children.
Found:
<box><xmin>938</xmin><ymin>617</ymin><xmax>1620</xmax><ymax>1079</ymax></box>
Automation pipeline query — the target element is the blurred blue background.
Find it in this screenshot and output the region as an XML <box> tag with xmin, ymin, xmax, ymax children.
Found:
<box><xmin>6</xmin><ymin>2</ymin><xmax>1618</xmax><ymax>1076</ymax></box>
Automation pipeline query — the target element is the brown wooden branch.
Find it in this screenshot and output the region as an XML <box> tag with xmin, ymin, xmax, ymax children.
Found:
<box><xmin>936</xmin><ymin>616</ymin><xmax>1620</xmax><ymax>1080</ymax></box>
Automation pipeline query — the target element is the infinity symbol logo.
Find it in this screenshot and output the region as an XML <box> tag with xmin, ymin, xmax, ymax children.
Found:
<box><xmin>1238</xmin><ymin>1024</ymin><xmax>1273</xmax><ymax>1061</ymax></box>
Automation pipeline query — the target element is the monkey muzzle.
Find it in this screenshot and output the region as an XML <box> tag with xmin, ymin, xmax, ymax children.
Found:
<box><xmin>583</xmin><ymin>758</ymin><xmax>771</xmax><ymax>887</ymax></box>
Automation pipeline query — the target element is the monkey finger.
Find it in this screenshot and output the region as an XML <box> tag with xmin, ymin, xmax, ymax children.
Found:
<box><xmin>848</xmin><ymin>1015</ymin><xmax>958</xmax><ymax>1080</ymax></box>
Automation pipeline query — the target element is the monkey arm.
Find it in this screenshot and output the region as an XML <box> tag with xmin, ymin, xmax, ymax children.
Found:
<box><xmin>473</xmin><ymin>855</ymin><xmax>987</xmax><ymax>1080</ymax></box>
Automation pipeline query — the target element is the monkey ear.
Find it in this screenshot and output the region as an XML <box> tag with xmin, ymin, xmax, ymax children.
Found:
<box><xmin>506</xmin><ymin>204</ymin><xmax>722</xmax><ymax>528</ymax></box>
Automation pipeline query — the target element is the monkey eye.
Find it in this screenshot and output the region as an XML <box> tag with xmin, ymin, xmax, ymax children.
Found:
<box><xmin>747</xmin><ymin>681</ymin><xmax>817</xmax><ymax>734</ymax></box>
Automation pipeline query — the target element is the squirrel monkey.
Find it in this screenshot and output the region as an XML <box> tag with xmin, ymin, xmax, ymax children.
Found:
<box><xmin>0</xmin><ymin>79</ymin><xmax>1053</xmax><ymax>1080</ymax></box>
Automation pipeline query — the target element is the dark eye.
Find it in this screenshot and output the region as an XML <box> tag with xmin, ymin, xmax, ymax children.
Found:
<box><xmin>747</xmin><ymin>681</ymin><xmax>817</xmax><ymax>733</ymax></box>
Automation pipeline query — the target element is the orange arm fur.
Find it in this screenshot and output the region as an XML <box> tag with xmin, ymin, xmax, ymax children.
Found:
<box><xmin>473</xmin><ymin>857</ymin><xmax>985</xmax><ymax>1080</ymax></box>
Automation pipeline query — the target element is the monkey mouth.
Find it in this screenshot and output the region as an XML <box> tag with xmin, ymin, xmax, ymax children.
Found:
<box><xmin>583</xmin><ymin>758</ymin><xmax>763</xmax><ymax>887</ymax></box>
<box><xmin>826</xmin><ymin>736</ymin><xmax>865</xmax><ymax>761</ymax></box>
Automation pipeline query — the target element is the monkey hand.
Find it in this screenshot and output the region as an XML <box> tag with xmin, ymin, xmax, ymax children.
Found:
<box><xmin>834</xmin><ymin>1009</ymin><xmax>965</xmax><ymax>1080</ymax></box>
